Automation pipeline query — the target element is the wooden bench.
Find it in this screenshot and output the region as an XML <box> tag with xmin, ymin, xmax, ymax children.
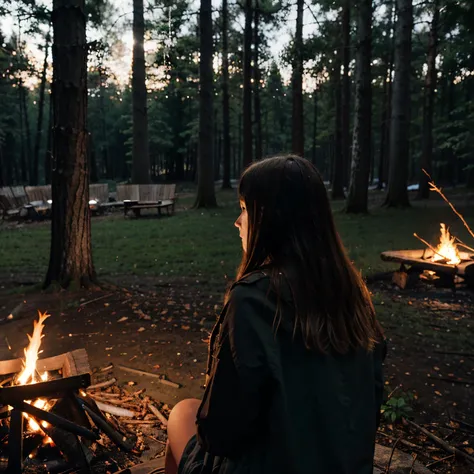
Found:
<box><xmin>25</xmin><ymin>185</ymin><xmax>52</xmax><ymax>203</ymax></box>
<box><xmin>0</xmin><ymin>187</ymin><xmax>27</xmax><ymax>220</ymax></box>
<box><xmin>0</xmin><ymin>194</ymin><xmax>21</xmax><ymax>221</ymax></box>
<box><xmin>118</xmin><ymin>184</ymin><xmax>177</xmax><ymax>217</ymax></box>
<box><xmin>123</xmin><ymin>199</ymin><xmax>175</xmax><ymax>217</ymax></box>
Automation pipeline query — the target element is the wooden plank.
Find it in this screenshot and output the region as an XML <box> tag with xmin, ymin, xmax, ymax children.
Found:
<box><xmin>0</xmin><ymin>373</ymin><xmax>91</xmax><ymax>404</ymax></box>
<box><xmin>0</xmin><ymin>349</ymin><xmax>90</xmax><ymax>377</ymax></box>
<box><xmin>381</xmin><ymin>251</ymin><xmax>458</xmax><ymax>275</ymax></box>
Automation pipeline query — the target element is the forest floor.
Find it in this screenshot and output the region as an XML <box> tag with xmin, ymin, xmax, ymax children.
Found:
<box><xmin>0</xmin><ymin>187</ymin><xmax>473</xmax><ymax>473</ymax></box>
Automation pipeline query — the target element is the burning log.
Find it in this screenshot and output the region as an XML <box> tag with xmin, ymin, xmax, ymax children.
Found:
<box><xmin>0</xmin><ymin>313</ymin><xmax>170</xmax><ymax>472</ymax></box>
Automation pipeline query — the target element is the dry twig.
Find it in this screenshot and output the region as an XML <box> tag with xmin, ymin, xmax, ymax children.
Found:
<box><xmin>405</xmin><ymin>419</ymin><xmax>474</xmax><ymax>466</ymax></box>
<box><xmin>423</xmin><ymin>169</ymin><xmax>474</xmax><ymax>240</ymax></box>
<box><xmin>409</xmin><ymin>453</ymin><xmax>418</xmax><ymax>474</ymax></box>
<box><xmin>385</xmin><ymin>437</ymin><xmax>401</xmax><ymax>473</ymax></box>
<box><xmin>87</xmin><ymin>378</ymin><xmax>117</xmax><ymax>390</ymax></box>
<box><xmin>148</xmin><ymin>404</ymin><xmax>168</xmax><ymax>427</ymax></box>
<box><xmin>413</xmin><ymin>233</ymin><xmax>450</xmax><ymax>262</ymax></box>
<box><xmin>117</xmin><ymin>365</ymin><xmax>180</xmax><ymax>389</ymax></box>
<box><xmin>94</xmin><ymin>400</ymin><xmax>136</xmax><ymax>418</ymax></box>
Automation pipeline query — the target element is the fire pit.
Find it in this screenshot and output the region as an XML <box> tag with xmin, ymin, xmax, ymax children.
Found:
<box><xmin>381</xmin><ymin>223</ymin><xmax>474</xmax><ymax>289</ymax></box>
<box><xmin>0</xmin><ymin>313</ymin><xmax>136</xmax><ymax>473</ymax></box>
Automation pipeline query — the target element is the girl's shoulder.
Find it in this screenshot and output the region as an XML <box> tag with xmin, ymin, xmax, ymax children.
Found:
<box><xmin>233</xmin><ymin>269</ymin><xmax>269</xmax><ymax>287</ymax></box>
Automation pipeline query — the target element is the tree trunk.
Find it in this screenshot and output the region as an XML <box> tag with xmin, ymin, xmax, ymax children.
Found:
<box><xmin>194</xmin><ymin>0</ymin><xmax>217</xmax><ymax>208</ymax></box>
<box><xmin>385</xmin><ymin>0</ymin><xmax>413</xmax><ymax>208</ymax></box>
<box><xmin>131</xmin><ymin>0</ymin><xmax>151</xmax><ymax>184</ymax></box>
<box><xmin>242</xmin><ymin>0</ymin><xmax>253</xmax><ymax>167</ymax></box>
<box><xmin>45</xmin><ymin>0</ymin><xmax>96</xmax><ymax>288</ymax></box>
<box><xmin>21</xmin><ymin>86</ymin><xmax>33</xmax><ymax>183</ymax></box>
<box><xmin>99</xmin><ymin>66</ymin><xmax>109</xmax><ymax>180</ymax></box>
<box><xmin>238</xmin><ymin>111</ymin><xmax>242</xmax><ymax>175</ymax></box>
<box><xmin>0</xmin><ymin>147</ymin><xmax>4</xmax><ymax>186</ymax></box>
<box><xmin>417</xmin><ymin>2</ymin><xmax>439</xmax><ymax>199</ymax></box>
<box><xmin>18</xmin><ymin>85</ymin><xmax>28</xmax><ymax>183</ymax></box>
<box><xmin>254</xmin><ymin>0</ymin><xmax>263</xmax><ymax>162</ymax></box>
<box><xmin>45</xmin><ymin>93</ymin><xmax>53</xmax><ymax>185</ymax></box>
<box><xmin>331</xmin><ymin>50</ymin><xmax>345</xmax><ymax>199</ymax></box>
<box><xmin>377</xmin><ymin>0</ymin><xmax>395</xmax><ymax>190</ymax></box>
<box><xmin>221</xmin><ymin>0</ymin><xmax>231</xmax><ymax>188</ymax></box>
<box><xmin>312</xmin><ymin>90</ymin><xmax>317</xmax><ymax>165</ymax></box>
<box><xmin>341</xmin><ymin>0</ymin><xmax>351</xmax><ymax>187</ymax></box>
<box><xmin>89</xmin><ymin>132</ymin><xmax>98</xmax><ymax>183</ymax></box>
<box><xmin>33</xmin><ymin>33</ymin><xmax>50</xmax><ymax>186</ymax></box>
<box><xmin>346</xmin><ymin>0</ymin><xmax>372</xmax><ymax>213</ymax></box>
<box><xmin>291</xmin><ymin>0</ymin><xmax>304</xmax><ymax>156</ymax></box>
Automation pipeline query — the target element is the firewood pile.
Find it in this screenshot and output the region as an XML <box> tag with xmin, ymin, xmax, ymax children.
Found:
<box><xmin>85</xmin><ymin>364</ymin><xmax>170</xmax><ymax>461</ymax></box>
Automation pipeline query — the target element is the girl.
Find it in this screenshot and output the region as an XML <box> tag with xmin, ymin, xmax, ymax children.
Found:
<box><xmin>165</xmin><ymin>155</ymin><xmax>386</xmax><ymax>474</ymax></box>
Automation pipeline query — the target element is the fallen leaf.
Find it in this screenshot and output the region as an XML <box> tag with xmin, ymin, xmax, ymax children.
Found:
<box><xmin>138</xmin><ymin>327</ymin><xmax>145</xmax><ymax>332</ymax></box>
<box><xmin>434</xmin><ymin>390</ymin><xmax>442</xmax><ymax>397</ymax></box>
<box><xmin>117</xmin><ymin>317</ymin><xmax>128</xmax><ymax>323</ymax></box>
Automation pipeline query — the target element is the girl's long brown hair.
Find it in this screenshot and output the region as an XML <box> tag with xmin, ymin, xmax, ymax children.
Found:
<box><xmin>233</xmin><ymin>155</ymin><xmax>383</xmax><ymax>354</ymax></box>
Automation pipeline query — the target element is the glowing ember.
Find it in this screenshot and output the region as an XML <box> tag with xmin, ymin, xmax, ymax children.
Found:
<box><xmin>431</xmin><ymin>223</ymin><xmax>461</xmax><ymax>265</ymax></box>
<box><xmin>14</xmin><ymin>311</ymin><xmax>52</xmax><ymax>433</ymax></box>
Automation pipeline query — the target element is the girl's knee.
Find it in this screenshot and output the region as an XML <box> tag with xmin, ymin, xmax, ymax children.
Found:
<box><xmin>168</xmin><ymin>398</ymin><xmax>201</xmax><ymax>433</ymax></box>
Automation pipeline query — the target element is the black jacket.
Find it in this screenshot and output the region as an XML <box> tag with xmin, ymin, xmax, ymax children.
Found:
<box><xmin>194</xmin><ymin>271</ymin><xmax>386</xmax><ymax>474</ymax></box>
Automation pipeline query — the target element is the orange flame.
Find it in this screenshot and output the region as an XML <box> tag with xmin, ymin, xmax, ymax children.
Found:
<box><xmin>431</xmin><ymin>224</ymin><xmax>461</xmax><ymax>265</ymax></box>
<box><xmin>15</xmin><ymin>312</ymin><xmax>51</xmax><ymax>433</ymax></box>
<box><xmin>16</xmin><ymin>312</ymin><xmax>50</xmax><ymax>386</ymax></box>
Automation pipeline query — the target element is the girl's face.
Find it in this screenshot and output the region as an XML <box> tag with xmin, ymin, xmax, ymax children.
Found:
<box><xmin>234</xmin><ymin>199</ymin><xmax>248</xmax><ymax>253</ymax></box>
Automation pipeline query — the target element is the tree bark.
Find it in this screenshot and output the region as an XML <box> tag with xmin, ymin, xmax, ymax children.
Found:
<box><xmin>417</xmin><ymin>2</ymin><xmax>439</xmax><ymax>199</ymax></box>
<box><xmin>312</xmin><ymin>90</ymin><xmax>318</xmax><ymax>165</ymax></box>
<box><xmin>18</xmin><ymin>84</ymin><xmax>28</xmax><ymax>183</ymax></box>
<box><xmin>377</xmin><ymin>0</ymin><xmax>395</xmax><ymax>190</ymax></box>
<box><xmin>131</xmin><ymin>0</ymin><xmax>151</xmax><ymax>184</ymax></box>
<box><xmin>45</xmin><ymin>0</ymin><xmax>96</xmax><ymax>288</ymax></box>
<box><xmin>254</xmin><ymin>0</ymin><xmax>263</xmax><ymax>162</ymax></box>
<box><xmin>44</xmin><ymin>93</ymin><xmax>53</xmax><ymax>185</ymax></box>
<box><xmin>346</xmin><ymin>0</ymin><xmax>372</xmax><ymax>213</ymax></box>
<box><xmin>33</xmin><ymin>32</ymin><xmax>50</xmax><ymax>186</ymax></box>
<box><xmin>331</xmin><ymin>50</ymin><xmax>345</xmax><ymax>199</ymax></box>
<box><xmin>98</xmin><ymin>66</ymin><xmax>109</xmax><ymax>180</ymax></box>
<box><xmin>291</xmin><ymin>0</ymin><xmax>304</xmax><ymax>156</ymax></box>
<box><xmin>21</xmin><ymin>86</ymin><xmax>33</xmax><ymax>183</ymax></box>
<box><xmin>221</xmin><ymin>0</ymin><xmax>231</xmax><ymax>188</ymax></box>
<box><xmin>194</xmin><ymin>0</ymin><xmax>217</xmax><ymax>208</ymax></box>
<box><xmin>385</xmin><ymin>0</ymin><xmax>413</xmax><ymax>208</ymax></box>
<box><xmin>242</xmin><ymin>0</ymin><xmax>253</xmax><ymax>167</ymax></box>
<box><xmin>341</xmin><ymin>0</ymin><xmax>351</xmax><ymax>187</ymax></box>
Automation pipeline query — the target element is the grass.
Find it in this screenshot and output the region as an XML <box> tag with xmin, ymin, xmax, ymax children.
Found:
<box><xmin>0</xmin><ymin>189</ymin><xmax>473</xmax><ymax>286</ymax></box>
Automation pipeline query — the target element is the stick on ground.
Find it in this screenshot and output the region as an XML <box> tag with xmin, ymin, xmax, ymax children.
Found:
<box><xmin>87</xmin><ymin>378</ymin><xmax>117</xmax><ymax>390</ymax></box>
<box><xmin>405</xmin><ymin>419</ymin><xmax>474</xmax><ymax>465</ymax></box>
<box><xmin>148</xmin><ymin>403</ymin><xmax>168</xmax><ymax>427</ymax></box>
<box><xmin>117</xmin><ymin>365</ymin><xmax>180</xmax><ymax>388</ymax></box>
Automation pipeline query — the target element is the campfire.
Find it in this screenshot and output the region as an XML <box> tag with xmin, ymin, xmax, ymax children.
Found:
<box><xmin>381</xmin><ymin>174</ymin><xmax>474</xmax><ymax>290</ymax></box>
<box><xmin>0</xmin><ymin>312</ymin><xmax>169</xmax><ymax>473</ymax></box>
<box><xmin>381</xmin><ymin>223</ymin><xmax>474</xmax><ymax>289</ymax></box>
<box><xmin>429</xmin><ymin>223</ymin><xmax>461</xmax><ymax>265</ymax></box>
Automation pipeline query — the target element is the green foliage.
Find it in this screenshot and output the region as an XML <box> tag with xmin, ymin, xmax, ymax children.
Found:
<box><xmin>381</xmin><ymin>388</ymin><xmax>414</xmax><ymax>423</ymax></box>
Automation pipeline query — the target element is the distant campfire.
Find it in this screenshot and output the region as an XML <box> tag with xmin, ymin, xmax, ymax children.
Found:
<box><xmin>381</xmin><ymin>223</ymin><xmax>474</xmax><ymax>289</ymax></box>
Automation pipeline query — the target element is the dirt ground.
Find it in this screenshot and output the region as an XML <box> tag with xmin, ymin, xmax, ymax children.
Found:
<box><xmin>0</xmin><ymin>274</ymin><xmax>473</xmax><ymax>473</ymax></box>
